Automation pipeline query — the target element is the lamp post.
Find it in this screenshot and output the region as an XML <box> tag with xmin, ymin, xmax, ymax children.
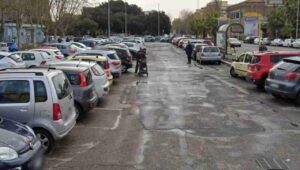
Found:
<box><xmin>297</xmin><ymin>0</ymin><xmax>299</xmax><ymax>39</ymax></box>
<box><xmin>158</xmin><ymin>3</ymin><xmax>160</xmax><ymax>36</ymax></box>
<box><xmin>125</xmin><ymin>0</ymin><xmax>127</xmax><ymax>36</ymax></box>
<box><xmin>108</xmin><ymin>0</ymin><xmax>111</xmax><ymax>38</ymax></box>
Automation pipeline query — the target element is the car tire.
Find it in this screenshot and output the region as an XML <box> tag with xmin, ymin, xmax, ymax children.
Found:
<box><xmin>296</xmin><ymin>92</ymin><xmax>300</xmax><ymax>105</ymax></box>
<box><xmin>35</xmin><ymin>129</ymin><xmax>54</xmax><ymax>154</ymax></box>
<box><xmin>217</xmin><ymin>61</ymin><xmax>221</xmax><ymax>65</ymax></box>
<box><xmin>230</xmin><ymin>67</ymin><xmax>238</xmax><ymax>77</ymax></box>
<box><xmin>272</xmin><ymin>94</ymin><xmax>282</xmax><ymax>99</ymax></box>
<box><xmin>257</xmin><ymin>77</ymin><xmax>267</xmax><ymax>90</ymax></box>
<box><xmin>75</xmin><ymin>103</ymin><xmax>83</xmax><ymax>119</ymax></box>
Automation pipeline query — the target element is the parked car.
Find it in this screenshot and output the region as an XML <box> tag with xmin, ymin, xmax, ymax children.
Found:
<box><xmin>80</xmin><ymin>40</ymin><xmax>98</xmax><ymax>48</ymax></box>
<box><xmin>282</xmin><ymin>39</ymin><xmax>295</xmax><ymax>47</ymax></box>
<box><xmin>13</xmin><ymin>51</ymin><xmax>53</xmax><ymax>68</ymax></box>
<box><xmin>97</xmin><ymin>46</ymin><xmax>133</xmax><ymax>73</ymax></box>
<box><xmin>46</xmin><ymin>65</ymin><xmax>98</xmax><ymax>117</ymax></box>
<box><xmin>50</xmin><ymin>61</ymin><xmax>110</xmax><ymax>98</ymax></box>
<box><xmin>244</xmin><ymin>36</ymin><xmax>257</xmax><ymax>44</ymax></box>
<box><xmin>71</xmin><ymin>42</ymin><xmax>92</xmax><ymax>50</ymax></box>
<box><xmin>196</xmin><ymin>46</ymin><xmax>222</xmax><ymax>65</ymax></box>
<box><xmin>265</xmin><ymin>57</ymin><xmax>300</xmax><ymax>103</ymax></box>
<box><xmin>43</xmin><ymin>43</ymin><xmax>77</xmax><ymax>57</ymax></box>
<box><xmin>0</xmin><ymin>68</ymin><xmax>77</xmax><ymax>152</ymax></box>
<box><xmin>192</xmin><ymin>43</ymin><xmax>207</xmax><ymax>60</ymax></box>
<box><xmin>121</xmin><ymin>42</ymin><xmax>140</xmax><ymax>59</ymax></box>
<box><xmin>262</xmin><ymin>38</ymin><xmax>271</xmax><ymax>45</ymax></box>
<box><xmin>228</xmin><ymin>38</ymin><xmax>242</xmax><ymax>47</ymax></box>
<box><xmin>69</xmin><ymin>55</ymin><xmax>114</xmax><ymax>85</ymax></box>
<box><xmin>0</xmin><ymin>52</ymin><xmax>26</xmax><ymax>69</ymax></box>
<box><xmin>144</xmin><ymin>35</ymin><xmax>155</xmax><ymax>42</ymax></box>
<box><xmin>31</xmin><ymin>48</ymin><xmax>64</xmax><ymax>61</ymax></box>
<box><xmin>247</xmin><ymin>51</ymin><xmax>300</xmax><ymax>88</ymax></box>
<box><xmin>270</xmin><ymin>39</ymin><xmax>283</xmax><ymax>46</ymax></box>
<box><xmin>0</xmin><ymin>117</ymin><xmax>44</xmax><ymax>170</ymax></box>
<box><xmin>230</xmin><ymin>52</ymin><xmax>253</xmax><ymax>77</ymax></box>
<box><xmin>254</xmin><ymin>38</ymin><xmax>263</xmax><ymax>45</ymax></box>
<box><xmin>292</xmin><ymin>39</ymin><xmax>300</xmax><ymax>48</ymax></box>
<box><xmin>75</xmin><ymin>50</ymin><xmax>122</xmax><ymax>79</ymax></box>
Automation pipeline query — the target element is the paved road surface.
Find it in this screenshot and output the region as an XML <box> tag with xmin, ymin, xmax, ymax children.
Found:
<box><xmin>45</xmin><ymin>43</ymin><xmax>300</xmax><ymax>170</ymax></box>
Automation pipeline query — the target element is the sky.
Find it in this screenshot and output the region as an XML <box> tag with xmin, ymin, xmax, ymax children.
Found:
<box><xmin>89</xmin><ymin>0</ymin><xmax>244</xmax><ymax>19</ymax></box>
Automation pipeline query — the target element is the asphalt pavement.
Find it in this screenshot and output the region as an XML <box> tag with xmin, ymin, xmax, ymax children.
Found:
<box><xmin>45</xmin><ymin>43</ymin><xmax>300</xmax><ymax>170</ymax></box>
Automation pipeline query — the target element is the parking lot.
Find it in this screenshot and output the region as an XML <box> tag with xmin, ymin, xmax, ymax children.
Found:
<box><xmin>43</xmin><ymin>42</ymin><xmax>300</xmax><ymax>169</ymax></box>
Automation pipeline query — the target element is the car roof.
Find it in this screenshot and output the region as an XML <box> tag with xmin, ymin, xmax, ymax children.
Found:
<box><xmin>46</xmin><ymin>43</ymin><xmax>70</xmax><ymax>45</ymax></box>
<box><xmin>14</xmin><ymin>51</ymin><xmax>40</xmax><ymax>54</ymax></box>
<box><xmin>79</xmin><ymin>50</ymin><xmax>115</xmax><ymax>55</ymax></box>
<box><xmin>0</xmin><ymin>52</ymin><xmax>10</xmax><ymax>56</ymax></box>
<box><xmin>0</xmin><ymin>68</ymin><xmax>62</xmax><ymax>77</ymax></box>
<box><xmin>69</xmin><ymin>55</ymin><xmax>107</xmax><ymax>61</ymax></box>
<box><xmin>51</xmin><ymin>60</ymin><xmax>97</xmax><ymax>67</ymax></box>
<box><xmin>283</xmin><ymin>56</ymin><xmax>300</xmax><ymax>63</ymax></box>
<box><xmin>253</xmin><ymin>51</ymin><xmax>300</xmax><ymax>56</ymax></box>
<box><xmin>50</xmin><ymin>65</ymin><xmax>88</xmax><ymax>72</ymax></box>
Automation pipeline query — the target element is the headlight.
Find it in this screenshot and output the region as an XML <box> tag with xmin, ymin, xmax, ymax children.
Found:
<box><xmin>0</xmin><ymin>147</ymin><xmax>18</xmax><ymax>161</ymax></box>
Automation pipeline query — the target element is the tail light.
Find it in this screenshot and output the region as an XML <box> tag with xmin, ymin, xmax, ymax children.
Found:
<box><xmin>104</xmin><ymin>60</ymin><xmax>110</xmax><ymax>69</ymax></box>
<box><xmin>53</xmin><ymin>103</ymin><xmax>62</xmax><ymax>121</ymax></box>
<box><xmin>40</xmin><ymin>60</ymin><xmax>46</xmax><ymax>65</ymax></box>
<box><xmin>69</xmin><ymin>49</ymin><xmax>76</xmax><ymax>53</ymax></box>
<box><xmin>79</xmin><ymin>72</ymin><xmax>87</xmax><ymax>87</ymax></box>
<box><xmin>55</xmin><ymin>55</ymin><xmax>62</xmax><ymax>59</ymax></box>
<box><xmin>284</xmin><ymin>72</ymin><xmax>300</xmax><ymax>80</ymax></box>
<box><xmin>112</xmin><ymin>61</ymin><xmax>120</xmax><ymax>66</ymax></box>
<box><xmin>125</xmin><ymin>56</ymin><xmax>131</xmax><ymax>62</ymax></box>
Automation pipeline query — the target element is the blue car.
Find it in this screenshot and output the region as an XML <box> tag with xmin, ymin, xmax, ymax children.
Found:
<box><xmin>0</xmin><ymin>117</ymin><xmax>44</xmax><ymax>170</ymax></box>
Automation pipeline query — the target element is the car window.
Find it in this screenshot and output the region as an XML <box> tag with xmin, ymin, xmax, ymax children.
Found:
<box><xmin>85</xmin><ymin>70</ymin><xmax>93</xmax><ymax>85</ymax></box>
<box><xmin>270</xmin><ymin>55</ymin><xmax>298</xmax><ymax>63</ymax></box>
<box><xmin>34</xmin><ymin>81</ymin><xmax>47</xmax><ymax>102</ymax></box>
<box><xmin>108</xmin><ymin>53</ymin><xmax>118</xmax><ymax>60</ymax></box>
<box><xmin>91</xmin><ymin>65</ymin><xmax>105</xmax><ymax>76</ymax></box>
<box><xmin>275</xmin><ymin>61</ymin><xmax>300</xmax><ymax>72</ymax></box>
<box><xmin>0</xmin><ymin>55</ymin><xmax>4</xmax><ymax>60</ymax></box>
<box><xmin>65</xmin><ymin>73</ymin><xmax>80</xmax><ymax>85</ymax></box>
<box><xmin>22</xmin><ymin>53</ymin><xmax>35</xmax><ymax>61</ymax></box>
<box><xmin>238</xmin><ymin>55</ymin><xmax>245</xmax><ymax>62</ymax></box>
<box><xmin>8</xmin><ymin>54</ymin><xmax>23</xmax><ymax>63</ymax></box>
<box><xmin>244</xmin><ymin>54</ymin><xmax>252</xmax><ymax>63</ymax></box>
<box><xmin>52</xmin><ymin>73</ymin><xmax>71</xmax><ymax>100</ymax></box>
<box><xmin>203</xmin><ymin>47</ymin><xmax>219</xmax><ymax>53</ymax></box>
<box><xmin>251</xmin><ymin>55</ymin><xmax>261</xmax><ymax>64</ymax></box>
<box><xmin>0</xmin><ymin>80</ymin><xmax>30</xmax><ymax>103</ymax></box>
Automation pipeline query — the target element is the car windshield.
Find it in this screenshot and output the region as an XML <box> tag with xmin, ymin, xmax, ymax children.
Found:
<box><xmin>203</xmin><ymin>47</ymin><xmax>219</xmax><ymax>53</ymax></box>
<box><xmin>7</xmin><ymin>54</ymin><xmax>23</xmax><ymax>63</ymax></box>
<box><xmin>275</xmin><ymin>61</ymin><xmax>300</xmax><ymax>72</ymax></box>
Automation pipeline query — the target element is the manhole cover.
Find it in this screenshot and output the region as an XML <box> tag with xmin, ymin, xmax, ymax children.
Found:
<box><xmin>256</xmin><ymin>157</ymin><xmax>289</xmax><ymax>170</ymax></box>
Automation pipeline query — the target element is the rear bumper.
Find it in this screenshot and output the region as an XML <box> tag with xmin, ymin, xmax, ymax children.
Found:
<box><xmin>265</xmin><ymin>79</ymin><xmax>298</xmax><ymax>99</ymax></box>
<box><xmin>200</xmin><ymin>57</ymin><xmax>221</xmax><ymax>61</ymax></box>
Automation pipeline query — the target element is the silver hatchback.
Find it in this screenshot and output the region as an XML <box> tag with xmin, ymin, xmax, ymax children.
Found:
<box><xmin>0</xmin><ymin>68</ymin><xmax>77</xmax><ymax>153</ymax></box>
<box><xmin>196</xmin><ymin>46</ymin><xmax>222</xmax><ymax>65</ymax></box>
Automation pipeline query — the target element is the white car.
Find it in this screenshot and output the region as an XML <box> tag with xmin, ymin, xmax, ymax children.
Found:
<box><xmin>71</xmin><ymin>42</ymin><xmax>92</xmax><ymax>50</ymax></box>
<box><xmin>292</xmin><ymin>39</ymin><xmax>300</xmax><ymax>48</ymax></box>
<box><xmin>74</xmin><ymin>50</ymin><xmax>122</xmax><ymax>79</ymax></box>
<box><xmin>0</xmin><ymin>52</ymin><xmax>26</xmax><ymax>69</ymax></box>
<box><xmin>228</xmin><ymin>38</ymin><xmax>242</xmax><ymax>47</ymax></box>
<box><xmin>282</xmin><ymin>39</ymin><xmax>295</xmax><ymax>47</ymax></box>
<box><xmin>50</xmin><ymin>61</ymin><xmax>110</xmax><ymax>98</ymax></box>
<box><xmin>31</xmin><ymin>48</ymin><xmax>64</xmax><ymax>61</ymax></box>
<box><xmin>270</xmin><ymin>39</ymin><xmax>283</xmax><ymax>46</ymax></box>
<box><xmin>121</xmin><ymin>42</ymin><xmax>140</xmax><ymax>51</ymax></box>
<box><xmin>13</xmin><ymin>51</ymin><xmax>53</xmax><ymax>68</ymax></box>
<box><xmin>254</xmin><ymin>38</ymin><xmax>263</xmax><ymax>44</ymax></box>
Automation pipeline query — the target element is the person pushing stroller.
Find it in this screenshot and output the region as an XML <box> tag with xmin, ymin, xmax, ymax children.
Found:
<box><xmin>135</xmin><ymin>48</ymin><xmax>148</xmax><ymax>76</ymax></box>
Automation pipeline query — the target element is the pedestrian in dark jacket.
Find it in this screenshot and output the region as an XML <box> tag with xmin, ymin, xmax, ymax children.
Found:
<box><xmin>185</xmin><ymin>41</ymin><xmax>193</xmax><ymax>64</ymax></box>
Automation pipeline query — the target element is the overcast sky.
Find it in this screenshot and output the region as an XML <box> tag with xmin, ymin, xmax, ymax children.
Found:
<box><xmin>89</xmin><ymin>0</ymin><xmax>244</xmax><ymax>19</ymax></box>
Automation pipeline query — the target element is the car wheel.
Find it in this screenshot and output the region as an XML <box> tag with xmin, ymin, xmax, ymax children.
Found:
<box><xmin>296</xmin><ymin>92</ymin><xmax>300</xmax><ymax>105</ymax></box>
<box><xmin>75</xmin><ymin>103</ymin><xmax>83</xmax><ymax>119</ymax></box>
<box><xmin>121</xmin><ymin>65</ymin><xmax>127</xmax><ymax>73</ymax></box>
<box><xmin>272</xmin><ymin>94</ymin><xmax>282</xmax><ymax>99</ymax></box>
<box><xmin>257</xmin><ymin>77</ymin><xmax>267</xmax><ymax>90</ymax></box>
<box><xmin>35</xmin><ymin>129</ymin><xmax>54</xmax><ymax>154</ymax></box>
<box><xmin>230</xmin><ymin>67</ymin><xmax>238</xmax><ymax>77</ymax></box>
<box><xmin>217</xmin><ymin>61</ymin><xmax>221</xmax><ymax>65</ymax></box>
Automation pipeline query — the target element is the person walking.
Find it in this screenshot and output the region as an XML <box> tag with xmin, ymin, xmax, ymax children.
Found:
<box><xmin>185</xmin><ymin>41</ymin><xmax>193</xmax><ymax>64</ymax></box>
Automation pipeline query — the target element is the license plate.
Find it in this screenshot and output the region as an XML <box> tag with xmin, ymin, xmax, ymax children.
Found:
<box><xmin>270</xmin><ymin>83</ymin><xmax>279</xmax><ymax>88</ymax></box>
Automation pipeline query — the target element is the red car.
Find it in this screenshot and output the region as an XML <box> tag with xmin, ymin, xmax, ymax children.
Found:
<box><xmin>247</xmin><ymin>51</ymin><xmax>300</xmax><ymax>88</ymax></box>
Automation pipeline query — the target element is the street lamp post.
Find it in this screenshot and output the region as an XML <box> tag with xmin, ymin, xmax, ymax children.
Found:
<box><xmin>125</xmin><ymin>0</ymin><xmax>127</xmax><ymax>36</ymax></box>
<box><xmin>108</xmin><ymin>0</ymin><xmax>111</xmax><ymax>38</ymax></box>
<box><xmin>158</xmin><ymin>3</ymin><xmax>160</xmax><ymax>36</ymax></box>
<box><xmin>297</xmin><ymin>0</ymin><xmax>299</xmax><ymax>39</ymax></box>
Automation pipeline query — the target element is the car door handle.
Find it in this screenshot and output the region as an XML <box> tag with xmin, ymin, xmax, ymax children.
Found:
<box><xmin>20</xmin><ymin>108</ymin><xmax>28</xmax><ymax>112</ymax></box>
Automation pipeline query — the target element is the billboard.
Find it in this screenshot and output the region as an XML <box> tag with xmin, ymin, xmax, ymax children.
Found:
<box><xmin>244</xmin><ymin>17</ymin><xmax>258</xmax><ymax>36</ymax></box>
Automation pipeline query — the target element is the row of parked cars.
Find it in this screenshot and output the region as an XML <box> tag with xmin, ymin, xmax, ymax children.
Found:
<box><xmin>244</xmin><ymin>36</ymin><xmax>300</xmax><ymax>48</ymax></box>
<box><xmin>230</xmin><ymin>51</ymin><xmax>300</xmax><ymax>104</ymax></box>
<box><xmin>0</xmin><ymin>36</ymin><xmax>145</xmax><ymax>169</ymax></box>
<box><xmin>172</xmin><ymin>37</ymin><xmax>224</xmax><ymax>64</ymax></box>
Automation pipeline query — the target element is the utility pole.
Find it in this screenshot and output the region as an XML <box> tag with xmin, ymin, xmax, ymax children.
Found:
<box><xmin>125</xmin><ymin>0</ymin><xmax>127</xmax><ymax>36</ymax></box>
<box><xmin>108</xmin><ymin>0</ymin><xmax>111</xmax><ymax>38</ymax></box>
<box><xmin>158</xmin><ymin>3</ymin><xmax>160</xmax><ymax>36</ymax></box>
<box><xmin>297</xmin><ymin>0</ymin><xmax>299</xmax><ymax>39</ymax></box>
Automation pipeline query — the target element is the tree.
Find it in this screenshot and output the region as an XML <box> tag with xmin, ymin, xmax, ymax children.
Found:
<box><xmin>267</xmin><ymin>8</ymin><xmax>285</xmax><ymax>38</ymax></box>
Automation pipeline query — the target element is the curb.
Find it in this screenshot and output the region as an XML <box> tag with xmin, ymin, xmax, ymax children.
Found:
<box><xmin>221</xmin><ymin>60</ymin><xmax>232</xmax><ymax>66</ymax></box>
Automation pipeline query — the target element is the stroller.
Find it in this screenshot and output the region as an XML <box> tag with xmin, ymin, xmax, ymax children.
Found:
<box><xmin>137</xmin><ymin>51</ymin><xmax>148</xmax><ymax>77</ymax></box>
